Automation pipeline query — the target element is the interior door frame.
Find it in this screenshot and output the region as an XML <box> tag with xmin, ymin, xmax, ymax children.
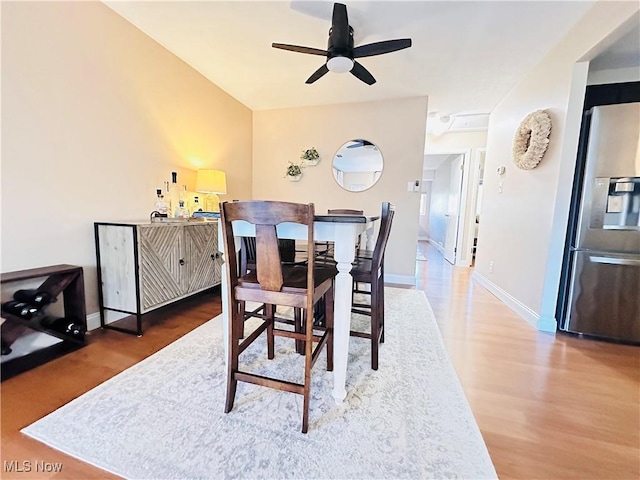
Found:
<box><xmin>443</xmin><ymin>154</ymin><xmax>465</xmax><ymax>264</ymax></box>
<box><xmin>463</xmin><ymin>148</ymin><xmax>486</xmax><ymax>266</ymax></box>
<box><xmin>423</xmin><ymin>148</ymin><xmax>474</xmax><ymax>266</ymax></box>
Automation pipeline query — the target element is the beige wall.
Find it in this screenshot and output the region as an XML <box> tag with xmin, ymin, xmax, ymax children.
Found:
<box><xmin>253</xmin><ymin>97</ymin><xmax>429</xmax><ymax>283</ymax></box>
<box><xmin>474</xmin><ymin>1</ymin><xmax>639</xmax><ymax>328</ymax></box>
<box><xmin>1</xmin><ymin>2</ymin><xmax>253</xmax><ymax>314</ymax></box>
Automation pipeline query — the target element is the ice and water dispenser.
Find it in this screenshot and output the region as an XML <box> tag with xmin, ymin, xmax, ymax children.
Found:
<box><xmin>591</xmin><ymin>177</ymin><xmax>640</xmax><ymax>231</ymax></box>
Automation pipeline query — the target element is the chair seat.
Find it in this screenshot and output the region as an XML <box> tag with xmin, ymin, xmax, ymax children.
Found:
<box><xmin>351</xmin><ymin>258</ymin><xmax>374</xmax><ymax>278</ymax></box>
<box><xmin>239</xmin><ymin>264</ymin><xmax>337</xmax><ymax>291</ymax></box>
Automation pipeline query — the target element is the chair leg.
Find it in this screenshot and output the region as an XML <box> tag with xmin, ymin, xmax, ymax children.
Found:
<box><xmin>266</xmin><ymin>303</ymin><xmax>275</xmax><ymax>360</ymax></box>
<box><xmin>325</xmin><ymin>283</ymin><xmax>334</xmax><ymax>372</ymax></box>
<box><xmin>379</xmin><ymin>273</ymin><xmax>385</xmax><ymax>344</ymax></box>
<box><xmin>294</xmin><ymin>308</ymin><xmax>304</xmax><ymax>354</ymax></box>
<box><xmin>302</xmin><ymin>303</ymin><xmax>315</xmax><ymax>434</ymax></box>
<box><xmin>370</xmin><ymin>276</ymin><xmax>379</xmax><ymax>371</ymax></box>
<box><xmin>225</xmin><ymin>303</ymin><xmax>241</xmax><ymax>413</ymax></box>
<box><xmin>239</xmin><ymin>300</ymin><xmax>246</xmax><ymax>338</ymax></box>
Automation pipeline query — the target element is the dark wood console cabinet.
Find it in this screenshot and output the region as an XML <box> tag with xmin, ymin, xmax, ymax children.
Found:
<box><xmin>1</xmin><ymin>264</ymin><xmax>87</xmax><ymax>381</ymax></box>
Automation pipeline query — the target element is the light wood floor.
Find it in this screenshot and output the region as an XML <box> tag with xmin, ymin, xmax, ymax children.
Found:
<box><xmin>1</xmin><ymin>245</ymin><xmax>638</xmax><ymax>479</ymax></box>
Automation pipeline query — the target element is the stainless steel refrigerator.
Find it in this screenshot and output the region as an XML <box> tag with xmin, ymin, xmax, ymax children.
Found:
<box><xmin>561</xmin><ymin>102</ymin><xmax>640</xmax><ymax>344</ymax></box>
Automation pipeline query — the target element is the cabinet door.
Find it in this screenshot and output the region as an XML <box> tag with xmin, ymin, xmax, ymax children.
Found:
<box><xmin>183</xmin><ymin>223</ymin><xmax>220</xmax><ymax>294</ymax></box>
<box><xmin>138</xmin><ymin>225</ymin><xmax>183</xmax><ymax>311</ymax></box>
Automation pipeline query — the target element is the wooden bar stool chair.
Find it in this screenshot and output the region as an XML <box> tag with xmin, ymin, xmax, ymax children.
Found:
<box><xmin>220</xmin><ymin>201</ymin><xmax>336</xmax><ymax>433</ymax></box>
<box><xmin>350</xmin><ymin>202</ymin><xmax>395</xmax><ymax>370</ymax></box>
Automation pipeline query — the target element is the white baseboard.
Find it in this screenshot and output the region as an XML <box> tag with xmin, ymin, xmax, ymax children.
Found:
<box><xmin>471</xmin><ymin>271</ymin><xmax>542</xmax><ymax>330</ymax></box>
<box><xmin>427</xmin><ymin>238</ymin><xmax>445</xmax><ymax>255</ymax></box>
<box><xmin>536</xmin><ymin>315</ymin><xmax>558</xmax><ymax>333</ymax></box>
<box><xmin>86</xmin><ymin>312</ymin><xmax>101</xmax><ymax>332</ymax></box>
<box><xmin>86</xmin><ymin>311</ymin><xmax>129</xmax><ymax>331</ymax></box>
<box><xmin>418</xmin><ymin>236</ymin><xmax>429</xmax><ymax>241</ymax></box>
<box><xmin>385</xmin><ymin>274</ymin><xmax>416</xmax><ymax>287</ymax></box>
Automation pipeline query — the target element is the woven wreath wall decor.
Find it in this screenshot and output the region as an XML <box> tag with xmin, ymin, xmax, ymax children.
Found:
<box><xmin>512</xmin><ymin>109</ymin><xmax>552</xmax><ymax>170</ymax></box>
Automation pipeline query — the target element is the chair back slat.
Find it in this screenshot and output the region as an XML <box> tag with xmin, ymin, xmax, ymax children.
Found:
<box><xmin>225</xmin><ymin>201</ymin><xmax>312</xmax><ymax>225</ymax></box>
<box><xmin>256</xmin><ymin>224</ymin><xmax>284</xmax><ymax>291</ymax></box>
<box><xmin>372</xmin><ymin>202</ymin><xmax>395</xmax><ymax>269</ymax></box>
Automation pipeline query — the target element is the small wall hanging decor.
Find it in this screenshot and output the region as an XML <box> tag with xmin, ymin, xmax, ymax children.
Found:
<box><xmin>285</xmin><ymin>161</ymin><xmax>303</xmax><ymax>181</ymax></box>
<box><xmin>301</xmin><ymin>147</ymin><xmax>320</xmax><ymax>166</ymax></box>
<box><xmin>512</xmin><ymin>110</ymin><xmax>552</xmax><ymax>170</ymax></box>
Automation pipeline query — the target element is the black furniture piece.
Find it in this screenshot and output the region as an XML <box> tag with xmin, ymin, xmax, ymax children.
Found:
<box><xmin>350</xmin><ymin>202</ymin><xmax>395</xmax><ymax>370</ymax></box>
<box><xmin>1</xmin><ymin>264</ymin><xmax>86</xmax><ymax>381</ymax></box>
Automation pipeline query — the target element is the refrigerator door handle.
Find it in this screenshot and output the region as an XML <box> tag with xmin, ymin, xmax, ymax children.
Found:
<box><xmin>589</xmin><ymin>255</ymin><xmax>640</xmax><ymax>266</ymax></box>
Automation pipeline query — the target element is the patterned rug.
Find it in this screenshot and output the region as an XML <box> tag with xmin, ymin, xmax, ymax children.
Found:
<box><xmin>22</xmin><ymin>288</ymin><xmax>496</xmax><ymax>479</ymax></box>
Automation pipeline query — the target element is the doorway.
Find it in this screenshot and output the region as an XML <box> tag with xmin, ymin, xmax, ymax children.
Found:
<box><xmin>420</xmin><ymin>149</ymin><xmax>485</xmax><ymax>266</ymax></box>
<box><xmin>421</xmin><ymin>153</ymin><xmax>464</xmax><ymax>265</ymax></box>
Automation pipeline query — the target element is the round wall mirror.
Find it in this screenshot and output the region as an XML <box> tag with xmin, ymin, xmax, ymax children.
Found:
<box><xmin>332</xmin><ymin>139</ymin><xmax>384</xmax><ymax>192</ymax></box>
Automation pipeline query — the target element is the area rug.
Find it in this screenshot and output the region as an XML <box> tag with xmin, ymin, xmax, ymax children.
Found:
<box><xmin>22</xmin><ymin>288</ymin><xmax>496</xmax><ymax>480</ymax></box>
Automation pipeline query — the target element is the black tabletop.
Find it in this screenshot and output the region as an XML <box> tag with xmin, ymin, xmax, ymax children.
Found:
<box><xmin>314</xmin><ymin>214</ymin><xmax>380</xmax><ymax>223</ymax></box>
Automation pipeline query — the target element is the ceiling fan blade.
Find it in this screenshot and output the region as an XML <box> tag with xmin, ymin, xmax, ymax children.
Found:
<box><xmin>272</xmin><ymin>43</ymin><xmax>327</xmax><ymax>56</ymax></box>
<box><xmin>306</xmin><ymin>64</ymin><xmax>330</xmax><ymax>84</ymax></box>
<box><xmin>351</xmin><ymin>61</ymin><xmax>376</xmax><ymax>85</ymax></box>
<box><xmin>353</xmin><ymin>39</ymin><xmax>412</xmax><ymax>58</ymax></box>
<box><xmin>348</xmin><ymin>139</ymin><xmax>374</xmax><ymax>148</ymax></box>
<box><xmin>331</xmin><ymin>3</ymin><xmax>350</xmax><ymax>45</ymax></box>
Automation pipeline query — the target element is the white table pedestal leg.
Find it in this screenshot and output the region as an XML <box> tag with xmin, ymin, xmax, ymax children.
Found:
<box><xmin>330</xmin><ymin>223</ymin><xmax>357</xmax><ymax>404</ymax></box>
<box><xmin>365</xmin><ymin>225</ymin><xmax>375</xmax><ymax>251</ymax></box>
<box><xmin>218</xmin><ymin>221</ymin><xmax>230</xmax><ymax>367</ymax></box>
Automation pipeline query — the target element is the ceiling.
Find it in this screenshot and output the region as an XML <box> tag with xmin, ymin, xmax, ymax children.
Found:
<box><xmin>104</xmin><ymin>0</ymin><xmax>597</xmax><ymax>119</ymax></box>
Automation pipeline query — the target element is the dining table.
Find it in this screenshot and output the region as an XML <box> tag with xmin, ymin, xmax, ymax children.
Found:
<box><xmin>217</xmin><ymin>213</ymin><xmax>380</xmax><ymax>404</ymax></box>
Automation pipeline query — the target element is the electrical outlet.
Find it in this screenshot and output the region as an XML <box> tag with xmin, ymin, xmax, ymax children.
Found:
<box><xmin>489</xmin><ymin>261</ymin><xmax>495</xmax><ymax>274</ymax></box>
<box><xmin>498</xmin><ymin>181</ymin><xmax>503</xmax><ymax>194</ymax></box>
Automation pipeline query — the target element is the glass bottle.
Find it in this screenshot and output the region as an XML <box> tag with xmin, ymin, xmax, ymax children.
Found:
<box><xmin>174</xmin><ymin>200</ymin><xmax>189</xmax><ymax>219</ymax></box>
<box><xmin>168</xmin><ymin>172</ymin><xmax>179</xmax><ymax>215</ymax></box>
<box><xmin>154</xmin><ymin>189</ymin><xmax>169</xmax><ymax>217</ymax></box>
<box><xmin>192</xmin><ymin>196</ymin><xmax>203</xmax><ymax>213</ymax></box>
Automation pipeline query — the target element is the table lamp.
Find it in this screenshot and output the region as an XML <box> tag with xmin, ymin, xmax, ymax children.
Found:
<box><xmin>195</xmin><ymin>169</ymin><xmax>227</xmax><ymax>213</ymax></box>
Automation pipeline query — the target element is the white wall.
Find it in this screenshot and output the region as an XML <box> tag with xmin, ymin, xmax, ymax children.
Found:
<box><xmin>474</xmin><ymin>1</ymin><xmax>639</xmax><ymax>329</ymax></box>
<box><xmin>253</xmin><ymin>97</ymin><xmax>429</xmax><ymax>285</ymax></box>
<box><xmin>588</xmin><ymin>66</ymin><xmax>640</xmax><ymax>85</ymax></box>
<box><xmin>1</xmin><ymin>2</ymin><xmax>253</xmax><ymax>314</ymax></box>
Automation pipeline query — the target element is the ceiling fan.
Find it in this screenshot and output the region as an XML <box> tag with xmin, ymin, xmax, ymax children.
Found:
<box><xmin>272</xmin><ymin>2</ymin><xmax>412</xmax><ymax>85</ymax></box>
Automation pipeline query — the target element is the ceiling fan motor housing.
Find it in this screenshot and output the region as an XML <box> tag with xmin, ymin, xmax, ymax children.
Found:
<box><xmin>327</xmin><ymin>25</ymin><xmax>354</xmax><ymax>72</ymax></box>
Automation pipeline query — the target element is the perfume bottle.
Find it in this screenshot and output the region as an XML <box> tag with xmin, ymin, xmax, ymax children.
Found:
<box><xmin>174</xmin><ymin>200</ymin><xmax>189</xmax><ymax>219</ymax></box>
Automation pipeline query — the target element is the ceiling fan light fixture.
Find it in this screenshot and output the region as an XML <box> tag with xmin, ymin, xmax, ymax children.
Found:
<box><xmin>327</xmin><ymin>55</ymin><xmax>354</xmax><ymax>73</ymax></box>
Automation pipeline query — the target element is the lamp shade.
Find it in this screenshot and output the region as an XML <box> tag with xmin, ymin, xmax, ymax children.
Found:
<box><xmin>196</xmin><ymin>170</ymin><xmax>227</xmax><ymax>194</ymax></box>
